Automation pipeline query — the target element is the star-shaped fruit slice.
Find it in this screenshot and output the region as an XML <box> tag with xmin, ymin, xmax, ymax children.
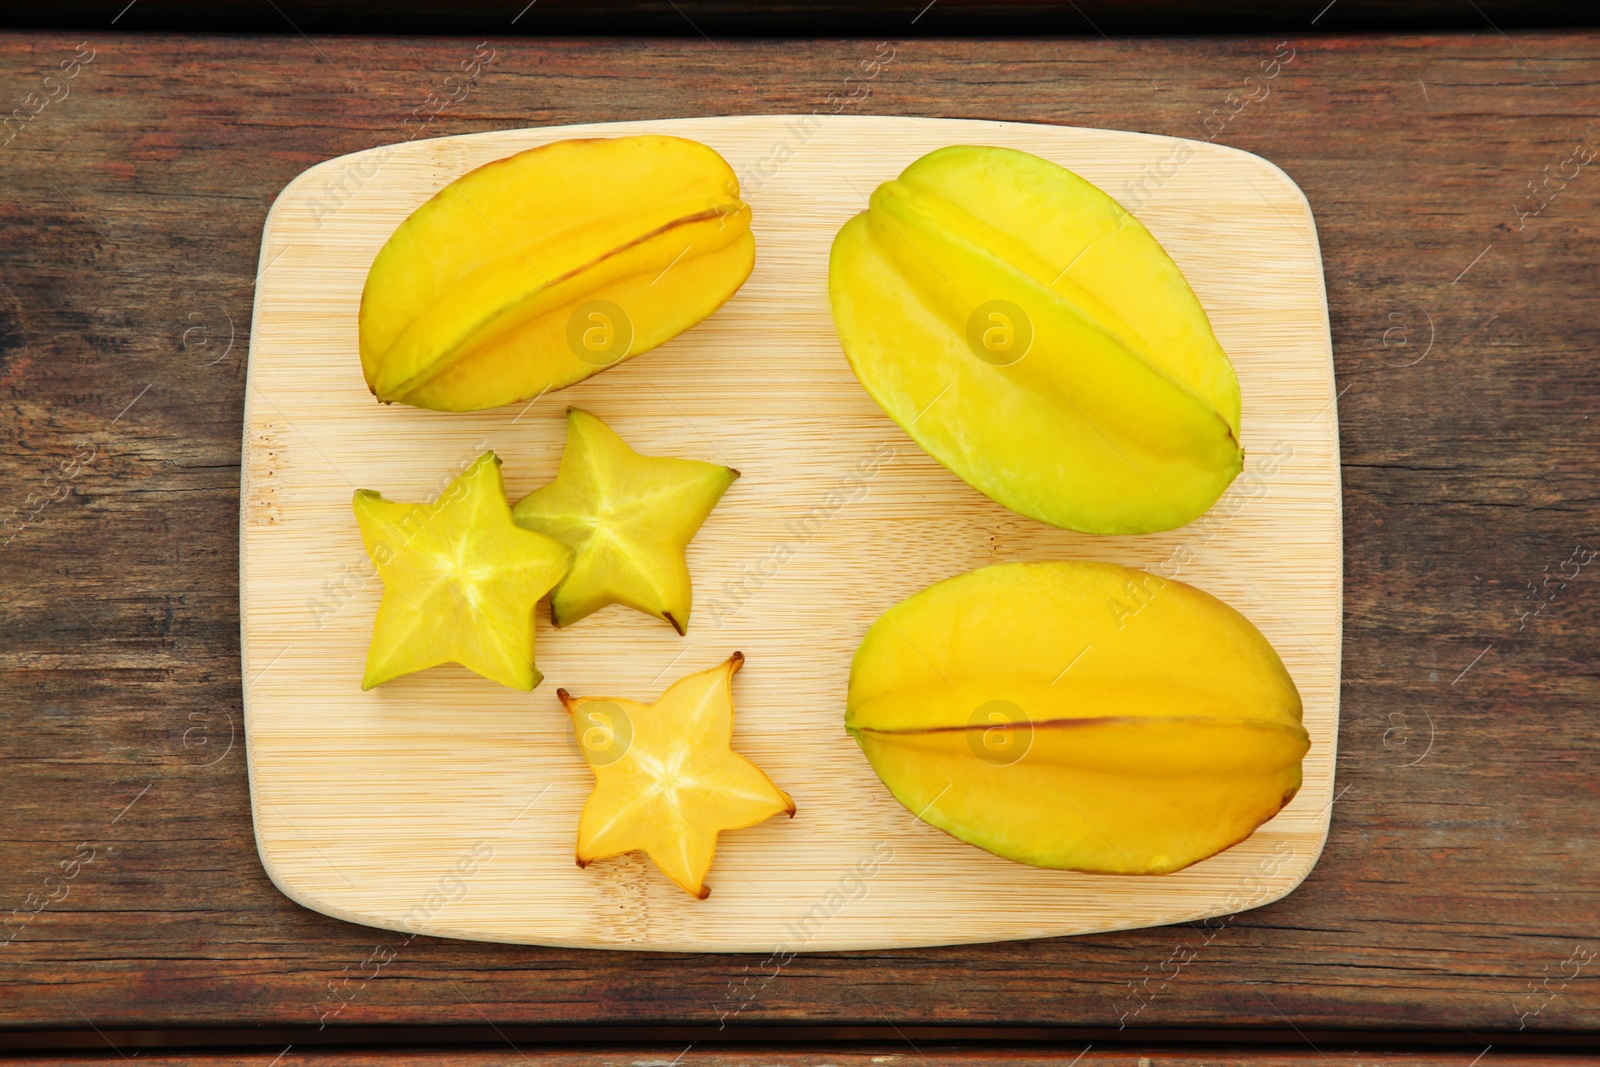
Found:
<box><xmin>512</xmin><ymin>408</ymin><xmax>737</xmax><ymax>634</ymax></box>
<box><xmin>558</xmin><ymin>652</ymin><xmax>794</xmax><ymax>899</ymax></box>
<box><xmin>354</xmin><ymin>452</ymin><xmax>572</xmax><ymax>691</ymax></box>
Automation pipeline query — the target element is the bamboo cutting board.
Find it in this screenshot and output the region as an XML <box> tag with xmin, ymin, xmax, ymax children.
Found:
<box><xmin>241</xmin><ymin>115</ymin><xmax>1340</xmax><ymax>952</ymax></box>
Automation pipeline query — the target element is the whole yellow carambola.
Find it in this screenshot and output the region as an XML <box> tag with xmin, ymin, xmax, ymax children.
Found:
<box><xmin>829</xmin><ymin>145</ymin><xmax>1243</xmax><ymax>535</ymax></box>
<box><xmin>847</xmin><ymin>561</ymin><xmax>1308</xmax><ymax>875</ymax></box>
<box><xmin>360</xmin><ymin>135</ymin><xmax>755</xmax><ymax>412</ymax></box>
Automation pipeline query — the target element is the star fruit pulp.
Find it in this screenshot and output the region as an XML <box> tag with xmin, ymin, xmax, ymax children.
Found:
<box><xmin>828</xmin><ymin>144</ymin><xmax>1244</xmax><ymax>535</ymax></box>
<box><xmin>360</xmin><ymin>135</ymin><xmax>755</xmax><ymax>412</ymax></box>
<box><xmin>512</xmin><ymin>408</ymin><xmax>738</xmax><ymax>634</ymax></box>
<box><xmin>559</xmin><ymin>652</ymin><xmax>795</xmax><ymax>899</ymax></box>
<box><xmin>847</xmin><ymin>560</ymin><xmax>1309</xmax><ymax>875</ymax></box>
<box><xmin>353</xmin><ymin>452</ymin><xmax>572</xmax><ymax>691</ymax></box>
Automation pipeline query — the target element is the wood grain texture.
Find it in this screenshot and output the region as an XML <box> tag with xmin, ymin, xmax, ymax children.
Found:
<box><xmin>0</xmin><ymin>28</ymin><xmax>1597</xmax><ymax>1041</ymax></box>
<box><xmin>241</xmin><ymin>115</ymin><xmax>1340</xmax><ymax>952</ymax></box>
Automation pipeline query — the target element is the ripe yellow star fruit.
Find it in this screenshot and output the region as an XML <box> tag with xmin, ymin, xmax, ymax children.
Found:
<box><xmin>513</xmin><ymin>408</ymin><xmax>738</xmax><ymax>634</ymax></box>
<box><xmin>353</xmin><ymin>452</ymin><xmax>572</xmax><ymax>691</ymax></box>
<box><xmin>828</xmin><ymin>144</ymin><xmax>1243</xmax><ymax>534</ymax></box>
<box><xmin>360</xmin><ymin>135</ymin><xmax>755</xmax><ymax>411</ymax></box>
<box><xmin>847</xmin><ymin>561</ymin><xmax>1308</xmax><ymax>874</ymax></box>
<box><xmin>559</xmin><ymin>653</ymin><xmax>795</xmax><ymax>899</ymax></box>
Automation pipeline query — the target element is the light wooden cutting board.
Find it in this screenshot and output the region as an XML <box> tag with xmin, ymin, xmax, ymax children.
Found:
<box><xmin>241</xmin><ymin>115</ymin><xmax>1341</xmax><ymax>952</ymax></box>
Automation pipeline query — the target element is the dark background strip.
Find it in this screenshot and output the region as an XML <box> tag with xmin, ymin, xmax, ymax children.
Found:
<box><xmin>7</xmin><ymin>0</ymin><xmax>1600</xmax><ymax>36</ymax></box>
<box><xmin>3</xmin><ymin>1039</ymin><xmax>1600</xmax><ymax>1062</ymax></box>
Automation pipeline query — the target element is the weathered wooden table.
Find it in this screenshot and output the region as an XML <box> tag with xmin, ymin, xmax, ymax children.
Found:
<box><xmin>1</xmin><ymin>27</ymin><xmax>1596</xmax><ymax>1064</ymax></box>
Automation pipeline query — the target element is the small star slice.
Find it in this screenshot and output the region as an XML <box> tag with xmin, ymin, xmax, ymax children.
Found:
<box><xmin>558</xmin><ymin>652</ymin><xmax>794</xmax><ymax>899</ymax></box>
<box><xmin>354</xmin><ymin>452</ymin><xmax>572</xmax><ymax>691</ymax></box>
<box><xmin>513</xmin><ymin>408</ymin><xmax>737</xmax><ymax>634</ymax></box>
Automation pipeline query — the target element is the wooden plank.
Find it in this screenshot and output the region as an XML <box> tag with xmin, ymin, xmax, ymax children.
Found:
<box><xmin>0</xmin><ymin>28</ymin><xmax>1597</xmax><ymax>1036</ymax></box>
<box><xmin>241</xmin><ymin>115</ymin><xmax>1340</xmax><ymax>951</ymax></box>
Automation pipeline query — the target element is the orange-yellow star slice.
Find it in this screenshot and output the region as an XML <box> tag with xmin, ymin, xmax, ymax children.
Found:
<box><xmin>354</xmin><ymin>452</ymin><xmax>572</xmax><ymax>691</ymax></box>
<box><xmin>557</xmin><ymin>652</ymin><xmax>795</xmax><ymax>899</ymax></box>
